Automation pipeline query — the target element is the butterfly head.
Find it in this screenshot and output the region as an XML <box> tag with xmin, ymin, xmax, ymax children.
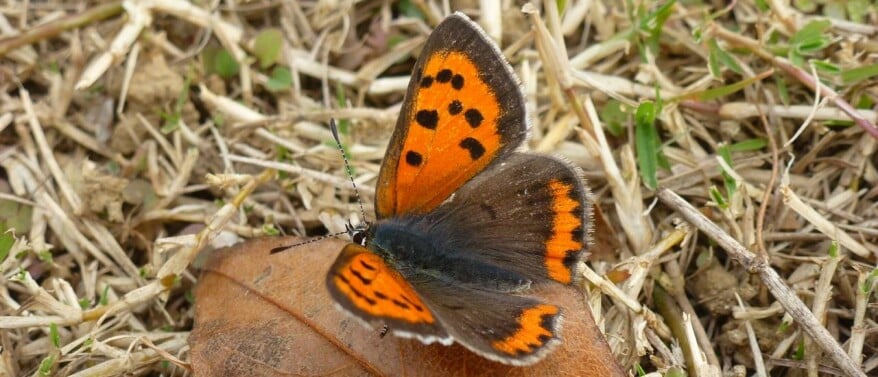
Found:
<box><xmin>344</xmin><ymin>221</ymin><xmax>370</xmax><ymax>247</ymax></box>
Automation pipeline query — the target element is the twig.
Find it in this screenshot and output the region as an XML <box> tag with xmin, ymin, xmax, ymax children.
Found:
<box><xmin>0</xmin><ymin>1</ymin><xmax>123</xmax><ymax>57</ymax></box>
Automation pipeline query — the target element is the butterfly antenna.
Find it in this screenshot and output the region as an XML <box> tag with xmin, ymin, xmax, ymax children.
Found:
<box><xmin>269</xmin><ymin>230</ymin><xmax>349</xmax><ymax>254</ymax></box>
<box><xmin>270</xmin><ymin>120</ymin><xmax>368</xmax><ymax>256</ymax></box>
<box><xmin>329</xmin><ymin>119</ymin><xmax>368</xmax><ymax>223</ymax></box>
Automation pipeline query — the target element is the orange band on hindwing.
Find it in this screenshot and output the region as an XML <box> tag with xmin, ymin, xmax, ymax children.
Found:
<box><xmin>491</xmin><ymin>304</ymin><xmax>559</xmax><ymax>355</ymax></box>
<box><xmin>545</xmin><ymin>179</ymin><xmax>584</xmax><ymax>284</ymax></box>
<box><xmin>393</xmin><ymin>51</ymin><xmax>503</xmax><ymax>214</ymax></box>
<box><xmin>332</xmin><ymin>252</ymin><xmax>436</xmax><ymax>324</ymax></box>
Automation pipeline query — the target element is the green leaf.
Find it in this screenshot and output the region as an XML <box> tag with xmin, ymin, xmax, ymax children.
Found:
<box><xmin>824</xmin><ymin>120</ymin><xmax>854</xmax><ymax>128</ymax></box>
<box><xmin>707</xmin><ymin>40</ymin><xmax>721</xmax><ymax>77</ymax></box>
<box><xmin>161</xmin><ymin>72</ymin><xmax>191</xmax><ymax>133</ymax></box>
<box><xmin>639</xmin><ymin>1</ymin><xmax>677</xmax><ymax>54</ymax></box>
<box><xmin>556</xmin><ymin>0</ymin><xmax>568</xmax><ymax>13</ymax></box>
<box><xmin>775</xmin><ymin>75</ymin><xmax>790</xmax><ymax>106</ymax></box>
<box><xmin>728</xmin><ymin>138</ymin><xmax>767</xmax><ymax>152</ymax></box>
<box><xmin>778</xmin><ymin>320</ymin><xmax>790</xmax><ymax>333</ymax></box>
<box><xmin>334</xmin><ymin>83</ymin><xmax>352</xmax><ymax>144</ymax></box>
<box><xmin>718</xmin><ymin>145</ymin><xmax>737</xmax><ymax>200</ymax></box>
<box><xmin>50</xmin><ymin>323</ymin><xmax>60</xmax><ymax>348</ymax></box>
<box><xmin>828</xmin><ymin>241</ymin><xmax>839</xmax><ymax>257</ymax></box>
<box><xmin>790</xmin><ymin>20</ymin><xmax>831</xmax><ymax>55</ymax></box>
<box><xmin>78</xmin><ymin>297</ymin><xmax>90</xmax><ymax>309</ymax></box>
<box><xmin>812</xmin><ymin>60</ymin><xmax>840</xmax><ymax>74</ymax></box>
<box><xmin>253</xmin><ymin>28</ymin><xmax>283</xmax><ymax>69</ymax></box>
<box><xmin>863</xmin><ymin>267</ymin><xmax>878</xmax><ymax>294</ymax></box>
<box><xmin>793</xmin><ymin>340</ymin><xmax>805</xmax><ymax>360</ymax></box>
<box><xmin>38</xmin><ymin>355</ymin><xmax>56</xmax><ymax>376</ymax></box>
<box><xmin>634</xmin><ymin>363</ymin><xmax>646</xmax><ymax>376</ymax></box>
<box><xmin>335</xmin><ymin>81</ymin><xmax>347</xmax><ymax>108</ymax></box>
<box><xmin>100</xmin><ymin>285</ymin><xmax>110</xmax><ymax>306</ymax></box>
<box><xmin>214</xmin><ymin>49</ymin><xmax>240</xmax><ymax>79</ymax></box>
<box><xmin>855</xmin><ymin>94</ymin><xmax>874</xmax><ymax>109</ymax></box>
<box><xmin>841</xmin><ymin>62</ymin><xmax>878</xmax><ymax>85</ymax></box>
<box><xmin>160</xmin><ymin>112</ymin><xmax>180</xmax><ymax>133</ymax></box>
<box><xmin>38</xmin><ymin>250</ymin><xmax>53</xmax><ymax>264</ymax></box>
<box><xmin>635</xmin><ymin>101</ymin><xmax>659</xmax><ymax>190</ymax></box>
<box><xmin>709</xmin><ymin>186</ymin><xmax>729</xmax><ymax>209</ymax></box>
<box><xmin>262</xmin><ymin>224</ymin><xmax>280</xmax><ymax>236</ymax></box>
<box><xmin>0</xmin><ymin>198</ymin><xmax>34</xmax><ymax>234</ymax></box>
<box><xmin>685</xmin><ymin>72</ymin><xmax>769</xmax><ymax>102</ymax></box>
<box><xmin>600</xmin><ymin>99</ymin><xmax>628</xmax><ymax>136</ymax></box>
<box><xmin>708</xmin><ymin>39</ymin><xmax>743</xmax><ymax>76</ymax></box>
<box><xmin>0</xmin><ymin>232</ymin><xmax>13</xmax><ymax>262</ymax></box>
<box><xmin>265</xmin><ymin>66</ymin><xmax>292</xmax><ymax>92</ymax></box>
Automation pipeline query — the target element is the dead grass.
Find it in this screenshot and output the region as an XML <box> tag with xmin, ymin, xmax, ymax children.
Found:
<box><xmin>0</xmin><ymin>1</ymin><xmax>876</xmax><ymax>376</ymax></box>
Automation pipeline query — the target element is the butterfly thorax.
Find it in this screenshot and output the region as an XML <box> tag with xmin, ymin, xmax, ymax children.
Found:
<box><xmin>368</xmin><ymin>217</ymin><xmax>532</xmax><ymax>293</ymax></box>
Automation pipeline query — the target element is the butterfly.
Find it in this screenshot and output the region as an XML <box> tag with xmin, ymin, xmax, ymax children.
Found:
<box><xmin>325</xmin><ymin>12</ymin><xmax>590</xmax><ymax>366</ymax></box>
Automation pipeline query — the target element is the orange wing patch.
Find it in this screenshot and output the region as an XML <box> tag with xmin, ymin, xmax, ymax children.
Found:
<box><xmin>391</xmin><ymin>51</ymin><xmax>503</xmax><ymax>215</ymax></box>
<box><xmin>545</xmin><ymin>179</ymin><xmax>584</xmax><ymax>284</ymax></box>
<box><xmin>330</xmin><ymin>247</ymin><xmax>436</xmax><ymax>324</ymax></box>
<box><xmin>491</xmin><ymin>304</ymin><xmax>559</xmax><ymax>355</ymax></box>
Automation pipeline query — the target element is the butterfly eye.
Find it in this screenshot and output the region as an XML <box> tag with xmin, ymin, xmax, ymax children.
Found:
<box><xmin>352</xmin><ymin>231</ymin><xmax>367</xmax><ymax>246</ymax></box>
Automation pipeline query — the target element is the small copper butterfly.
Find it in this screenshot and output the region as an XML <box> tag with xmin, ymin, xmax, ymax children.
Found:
<box><xmin>326</xmin><ymin>13</ymin><xmax>590</xmax><ymax>366</ymax></box>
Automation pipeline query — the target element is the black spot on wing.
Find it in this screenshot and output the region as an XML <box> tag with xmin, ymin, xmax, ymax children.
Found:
<box><xmin>539</xmin><ymin>310</ymin><xmax>556</xmax><ymax>333</ymax></box>
<box><xmin>451</xmin><ymin>74</ymin><xmax>464</xmax><ymax>90</ymax></box>
<box><xmin>351</xmin><ymin>269</ymin><xmax>372</xmax><ymax>285</ymax></box>
<box><xmin>405</xmin><ymin>150</ymin><xmax>423</xmax><ymax>167</ymax></box>
<box><xmin>416</xmin><ymin>110</ymin><xmax>439</xmax><ymax>129</ymax></box>
<box><xmin>401</xmin><ymin>294</ymin><xmax>425</xmax><ymax>312</ymax></box>
<box><xmin>420</xmin><ymin>75</ymin><xmax>434</xmax><ymax>88</ymax></box>
<box><xmin>448</xmin><ymin>100</ymin><xmax>463</xmax><ymax>115</ymax></box>
<box><xmin>562</xmin><ymin>250</ymin><xmax>580</xmax><ymax>270</ymax></box>
<box><xmin>459</xmin><ymin>137</ymin><xmax>486</xmax><ymax>160</ymax></box>
<box><xmin>337</xmin><ymin>275</ymin><xmax>376</xmax><ymax>305</ymax></box>
<box><xmin>436</xmin><ymin>69</ymin><xmax>452</xmax><ymax>83</ymax></box>
<box><xmin>464</xmin><ymin>109</ymin><xmax>483</xmax><ymax>128</ymax></box>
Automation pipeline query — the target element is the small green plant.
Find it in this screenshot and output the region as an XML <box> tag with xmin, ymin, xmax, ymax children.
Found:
<box><xmin>252</xmin><ymin>28</ymin><xmax>283</xmax><ymax>69</ymax></box>
<box><xmin>635</xmin><ymin>100</ymin><xmax>659</xmax><ymax>190</ymax></box>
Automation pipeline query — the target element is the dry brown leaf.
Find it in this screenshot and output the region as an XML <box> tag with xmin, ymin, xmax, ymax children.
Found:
<box><xmin>190</xmin><ymin>236</ymin><xmax>625</xmax><ymax>376</ymax></box>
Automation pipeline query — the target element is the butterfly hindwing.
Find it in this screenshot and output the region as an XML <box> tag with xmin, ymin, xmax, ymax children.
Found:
<box><xmin>326</xmin><ymin>244</ymin><xmax>450</xmax><ymax>344</ymax></box>
<box><xmin>420</xmin><ymin>153</ymin><xmax>591</xmax><ymax>285</ymax></box>
<box><xmin>375</xmin><ymin>13</ymin><xmax>527</xmax><ymax>218</ymax></box>
<box><xmin>404</xmin><ymin>270</ymin><xmax>562</xmax><ymax>366</ymax></box>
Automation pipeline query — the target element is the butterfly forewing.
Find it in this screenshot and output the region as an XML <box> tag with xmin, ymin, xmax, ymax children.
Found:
<box><xmin>375</xmin><ymin>13</ymin><xmax>527</xmax><ymax>219</ymax></box>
